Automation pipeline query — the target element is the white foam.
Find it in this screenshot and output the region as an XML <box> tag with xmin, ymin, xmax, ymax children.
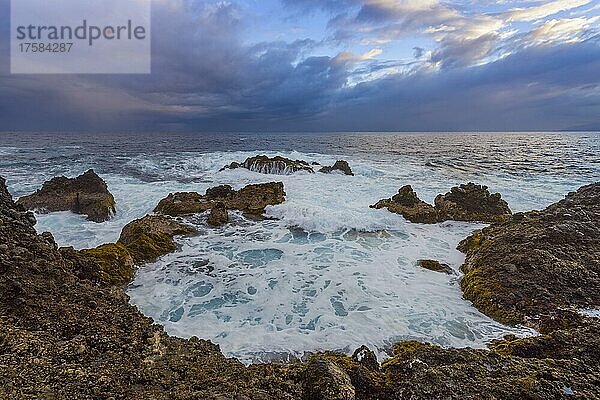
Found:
<box><xmin>8</xmin><ymin>149</ymin><xmax>553</xmax><ymax>363</ymax></box>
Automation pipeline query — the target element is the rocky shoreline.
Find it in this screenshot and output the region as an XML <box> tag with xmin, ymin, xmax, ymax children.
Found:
<box><xmin>1</xmin><ymin>175</ymin><xmax>599</xmax><ymax>399</ymax></box>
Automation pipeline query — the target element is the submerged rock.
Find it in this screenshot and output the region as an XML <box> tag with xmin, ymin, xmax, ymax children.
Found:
<box><xmin>17</xmin><ymin>169</ymin><xmax>116</xmax><ymax>222</ymax></box>
<box><xmin>435</xmin><ymin>183</ymin><xmax>511</xmax><ymax>223</ymax></box>
<box><xmin>371</xmin><ymin>183</ymin><xmax>511</xmax><ymax>224</ymax></box>
<box><xmin>370</xmin><ymin>185</ymin><xmax>437</xmax><ymax>223</ymax></box>
<box><xmin>417</xmin><ymin>259</ymin><xmax>454</xmax><ymax>275</ymax></box>
<box><xmin>220</xmin><ymin>155</ymin><xmax>314</xmax><ymax>175</ymax></box>
<box><xmin>154</xmin><ymin>182</ymin><xmax>285</xmax><ymax>217</ymax></box>
<box><xmin>117</xmin><ymin>215</ymin><xmax>197</xmax><ymax>264</ymax></box>
<box><xmin>459</xmin><ymin>183</ymin><xmax>600</xmax><ymax>326</ymax></box>
<box><xmin>319</xmin><ymin>160</ymin><xmax>354</xmax><ymax>176</ymax></box>
<box><xmin>207</xmin><ymin>202</ymin><xmax>229</xmax><ymax>226</ymax></box>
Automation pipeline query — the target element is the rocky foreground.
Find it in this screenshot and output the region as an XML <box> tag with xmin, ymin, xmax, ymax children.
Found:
<box><xmin>1</xmin><ymin>176</ymin><xmax>600</xmax><ymax>399</ymax></box>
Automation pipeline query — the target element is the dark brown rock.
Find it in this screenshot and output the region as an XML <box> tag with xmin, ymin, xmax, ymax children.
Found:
<box><xmin>117</xmin><ymin>215</ymin><xmax>197</xmax><ymax>264</ymax></box>
<box><xmin>155</xmin><ymin>182</ymin><xmax>286</xmax><ymax>217</ymax></box>
<box><xmin>417</xmin><ymin>259</ymin><xmax>454</xmax><ymax>275</ymax></box>
<box><xmin>371</xmin><ymin>183</ymin><xmax>511</xmax><ymax>224</ymax></box>
<box><xmin>435</xmin><ymin>183</ymin><xmax>511</xmax><ymax>223</ymax></box>
<box><xmin>17</xmin><ymin>169</ymin><xmax>116</xmax><ymax>222</ymax></box>
<box><xmin>370</xmin><ymin>185</ymin><xmax>437</xmax><ymax>224</ymax></box>
<box><xmin>207</xmin><ymin>202</ymin><xmax>229</xmax><ymax>227</ymax></box>
<box><xmin>319</xmin><ymin>161</ymin><xmax>354</xmax><ymax>176</ymax></box>
<box><xmin>302</xmin><ymin>359</ymin><xmax>355</xmax><ymax>400</ymax></box>
<box><xmin>459</xmin><ymin>183</ymin><xmax>600</xmax><ymax>326</ymax></box>
<box><xmin>220</xmin><ymin>155</ymin><xmax>314</xmax><ymax>175</ymax></box>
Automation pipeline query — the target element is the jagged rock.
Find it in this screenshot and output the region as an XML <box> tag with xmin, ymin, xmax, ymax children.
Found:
<box><xmin>81</xmin><ymin>244</ymin><xmax>135</xmax><ymax>286</ymax></box>
<box><xmin>117</xmin><ymin>215</ymin><xmax>196</xmax><ymax>264</ymax></box>
<box><xmin>0</xmin><ymin>176</ymin><xmax>36</xmax><ymax>228</ymax></box>
<box><xmin>351</xmin><ymin>345</ymin><xmax>379</xmax><ymax>371</ymax></box>
<box><xmin>17</xmin><ymin>169</ymin><xmax>116</xmax><ymax>222</ymax></box>
<box><xmin>371</xmin><ymin>183</ymin><xmax>511</xmax><ymax>224</ymax></box>
<box><xmin>417</xmin><ymin>259</ymin><xmax>454</xmax><ymax>275</ymax></box>
<box><xmin>303</xmin><ymin>359</ymin><xmax>355</xmax><ymax>400</ymax></box>
<box><xmin>370</xmin><ymin>185</ymin><xmax>437</xmax><ymax>223</ymax></box>
<box><xmin>435</xmin><ymin>183</ymin><xmax>511</xmax><ymax>223</ymax></box>
<box><xmin>220</xmin><ymin>155</ymin><xmax>314</xmax><ymax>175</ymax></box>
<box><xmin>58</xmin><ymin>243</ymin><xmax>135</xmax><ymax>286</ymax></box>
<box><xmin>319</xmin><ymin>161</ymin><xmax>354</xmax><ymax>176</ymax></box>
<box><xmin>155</xmin><ymin>182</ymin><xmax>285</xmax><ymax>217</ymax></box>
<box><xmin>207</xmin><ymin>202</ymin><xmax>229</xmax><ymax>226</ymax></box>
<box><xmin>459</xmin><ymin>183</ymin><xmax>600</xmax><ymax>326</ymax></box>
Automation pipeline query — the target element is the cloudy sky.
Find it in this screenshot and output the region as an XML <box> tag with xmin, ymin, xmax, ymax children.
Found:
<box><xmin>1</xmin><ymin>0</ymin><xmax>599</xmax><ymax>132</ymax></box>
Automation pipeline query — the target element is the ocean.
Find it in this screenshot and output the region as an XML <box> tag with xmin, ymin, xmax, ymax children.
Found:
<box><xmin>1</xmin><ymin>131</ymin><xmax>598</xmax><ymax>363</ymax></box>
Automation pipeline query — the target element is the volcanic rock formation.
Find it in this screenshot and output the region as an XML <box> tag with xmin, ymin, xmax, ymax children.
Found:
<box><xmin>154</xmin><ymin>182</ymin><xmax>286</xmax><ymax>217</ymax></box>
<box><xmin>17</xmin><ymin>169</ymin><xmax>116</xmax><ymax>222</ymax></box>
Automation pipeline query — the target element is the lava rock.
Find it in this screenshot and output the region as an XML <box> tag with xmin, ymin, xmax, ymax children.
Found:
<box><xmin>319</xmin><ymin>160</ymin><xmax>354</xmax><ymax>176</ymax></box>
<box><xmin>435</xmin><ymin>183</ymin><xmax>511</xmax><ymax>223</ymax></box>
<box><xmin>220</xmin><ymin>155</ymin><xmax>314</xmax><ymax>175</ymax></box>
<box><xmin>459</xmin><ymin>182</ymin><xmax>600</xmax><ymax>326</ymax></box>
<box><xmin>417</xmin><ymin>259</ymin><xmax>455</xmax><ymax>275</ymax></box>
<box><xmin>303</xmin><ymin>359</ymin><xmax>355</xmax><ymax>400</ymax></box>
<box><xmin>371</xmin><ymin>185</ymin><xmax>437</xmax><ymax>223</ymax></box>
<box><xmin>207</xmin><ymin>202</ymin><xmax>229</xmax><ymax>227</ymax></box>
<box><xmin>371</xmin><ymin>183</ymin><xmax>511</xmax><ymax>224</ymax></box>
<box><xmin>154</xmin><ymin>182</ymin><xmax>285</xmax><ymax>217</ymax></box>
<box><xmin>117</xmin><ymin>215</ymin><xmax>196</xmax><ymax>264</ymax></box>
<box><xmin>17</xmin><ymin>169</ymin><xmax>116</xmax><ymax>222</ymax></box>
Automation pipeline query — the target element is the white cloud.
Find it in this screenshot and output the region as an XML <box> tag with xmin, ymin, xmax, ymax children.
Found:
<box><xmin>505</xmin><ymin>0</ymin><xmax>591</xmax><ymax>21</ymax></box>
<box><xmin>524</xmin><ymin>16</ymin><xmax>600</xmax><ymax>45</ymax></box>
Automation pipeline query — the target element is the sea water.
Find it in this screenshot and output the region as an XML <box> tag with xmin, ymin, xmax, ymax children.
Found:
<box><xmin>1</xmin><ymin>131</ymin><xmax>598</xmax><ymax>363</ymax></box>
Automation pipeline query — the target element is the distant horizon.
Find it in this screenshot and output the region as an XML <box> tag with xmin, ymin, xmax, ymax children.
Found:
<box><xmin>2</xmin><ymin>129</ymin><xmax>599</xmax><ymax>135</ymax></box>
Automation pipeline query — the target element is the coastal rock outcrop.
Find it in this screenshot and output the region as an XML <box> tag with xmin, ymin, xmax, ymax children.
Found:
<box><xmin>459</xmin><ymin>183</ymin><xmax>600</xmax><ymax>326</ymax></box>
<box><xmin>117</xmin><ymin>215</ymin><xmax>197</xmax><ymax>264</ymax></box>
<box><xmin>371</xmin><ymin>183</ymin><xmax>511</xmax><ymax>224</ymax></box>
<box><xmin>220</xmin><ymin>155</ymin><xmax>314</xmax><ymax>175</ymax></box>
<box><xmin>17</xmin><ymin>169</ymin><xmax>116</xmax><ymax>222</ymax></box>
<box><xmin>154</xmin><ymin>182</ymin><xmax>285</xmax><ymax>217</ymax></box>
<box><xmin>370</xmin><ymin>185</ymin><xmax>437</xmax><ymax>223</ymax></box>
<box><xmin>417</xmin><ymin>259</ymin><xmax>454</xmax><ymax>275</ymax></box>
<box><xmin>2</xmin><ymin>174</ymin><xmax>600</xmax><ymax>399</ymax></box>
<box><xmin>435</xmin><ymin>183</ymin><xmax>511</xmax><ymax>223</ymax></box>
<box><xmin>207</xmin><ymin>202</ymin><xmax>229</xmax><ymax>226</ymax></box>
<box><xmin>319</xmin><ymin>160</ymin><xmax>354</xmax><ymax>176</ymax></box>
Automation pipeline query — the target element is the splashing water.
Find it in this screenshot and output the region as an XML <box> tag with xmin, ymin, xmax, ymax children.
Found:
<box><xmin>1</xmin><ymin>132</ymin><xmax>598</xmax><ymax>363</ymax></box>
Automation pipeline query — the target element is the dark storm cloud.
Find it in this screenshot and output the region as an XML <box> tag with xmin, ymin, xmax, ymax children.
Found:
<box><xmin>324</xmin><ymin>39</ymin><xmax>600</xmax><ymax>132</ymax></box>
<box><xmin>0</xmin><ymin>0</ymin><xmax>598</xmax><ymax>132</ymax></box>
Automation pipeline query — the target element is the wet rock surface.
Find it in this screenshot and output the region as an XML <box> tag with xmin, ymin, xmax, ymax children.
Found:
<box><xmin>319</xmin><ymin>160</ymin><xmax>354</xmax><ymax>176</ymax></box>
<box><xmin>417</xmin><ymin>259</ymin><xmax>454</xmax><ymax>275</ymax></box>
<box><xmin>221</xmin><ymin>155</ymin><xmax>314</xmax><ymax>175</ymax></box>
<box><xmin>372</xmin><ymin>183</ymin><xmax>511</xmax><ymax>224</ymax></box>
<box><xmin>459</xmin><ymin>183</ymin><xmax>600</xmax><ymax>326</ymax></box>
<box><xmin>154</xmin><ymin>182</ymin><xmax>286</xmax><ymax>217</ymax></box>
<box><xmin>371</xmin><ymin>185</ymin><xmax>437</xmax><ymax>223</ymax></box>
<box><xmin>207</xmin><ymin>202</ymin><xmax>230</xmax><ymax>226</ymax></box>
<box><xmin>17</xmin><ymin>169</ymin><xmax>116</xmax><ymax>223</ymax></box>
<box><xmin>2</xmin><ymin>175</ymin><xmax>600</xmax><ymax>399</ymax></box>
<box><xmin>117</xmin><ymin>215</ymin><xmax>197</xmax><ymax>264</ymax></box>
<box><xmin>435</xmin><ymin>183</ymin><xmax>511</xmax><ymax>223</ymax></box>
